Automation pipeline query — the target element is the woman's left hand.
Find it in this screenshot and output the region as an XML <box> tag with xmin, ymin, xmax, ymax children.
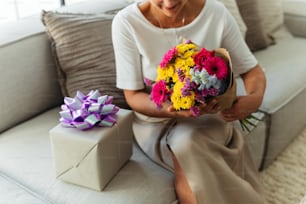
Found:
<box><xmin>220</xmin><ymin>95</ymin><xmax>260</xmax><ymax>122</ymax></box>
<box><xmin>221</xmin><ymin>65</ymin><xmax>266</xmax><ymax>122</ymax></box>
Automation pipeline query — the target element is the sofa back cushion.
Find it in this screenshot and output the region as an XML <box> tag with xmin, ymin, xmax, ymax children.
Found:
<box><xmin>41</xmin><ymin>11</ymin><xmax>129</xmax><ymax>109</ymax></box>
<box><xmin>236</xmin><ymin>0</ymin><xmax>274</xmax><ymax>51</ymax></box>
<box><xmin>257</xmin><ymin>0</ymin><xmax>292</xmax><ymax>40</ymax></box>
<box><xmin>0</xmin><ymin>33</ymin><xmax>63</xmax><ymax>133</ymax></box>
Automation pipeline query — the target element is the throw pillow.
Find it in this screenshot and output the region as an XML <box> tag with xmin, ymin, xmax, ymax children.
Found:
<box><xmin>257</xmin><ymin>0</ymin><xmax>292</xmax><ymax>40</ymax></box>
<box><xmin>41</xmin><ymin>11</ymin><xmax>129</xmax><ymax>109</ymax></box>
<box><xmin>236</xmin><ymin>0</ymin><xmax>274</xmax><ymax>51</ymax></box>
<box><xmin>217</xmin><ymin>0</ymin><xmax>247</xmax><ymax>38</ymax></box>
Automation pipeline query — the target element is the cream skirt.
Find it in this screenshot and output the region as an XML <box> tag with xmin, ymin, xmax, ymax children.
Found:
<box><xmin>133</xmin><ymin>112</ymin><xmax>265</xmax><ymax>204</ymax></box>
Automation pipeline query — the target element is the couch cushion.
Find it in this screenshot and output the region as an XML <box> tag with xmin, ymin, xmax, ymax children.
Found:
<box><xmin>0</xmin><ymin>0</ymin><xmax>131</xmax><ymax>133</ymax></box>
<box><xmin>235</xmin><ymin>0</ymin><xmax>273</xmax><ymax>51</ymax></box>
<box><xmin>0</xmin><ymin>108</ymin><xmax>176</xmax><ymax>204</ymax></box>
<box><xmin>0</xmin><ymin>34</ymin><xmax>63</xmax><ymax>133</ymax></box>
<box><xmin>254</xmin><ymin>37</ymin><xmax>306</xmax><ymax>114</ymax></box>
<box><xmin>257</xmin><ymin>0</ymin><xmax>292</xmax><ymax>41</ymax></box>
<box><xmin>41</xmin><ymin>11</ymin><xmax>129</xmax><ymax>109</ymax></box>
<box><xmin>0</xmin><ymin>174</ymin><xmax>47</xmax><ymax>204</ymax></box>
<box><xmin>283</xmin><ymin>0</ymin><xmax>306</xmax><ymax>38</ymax></box>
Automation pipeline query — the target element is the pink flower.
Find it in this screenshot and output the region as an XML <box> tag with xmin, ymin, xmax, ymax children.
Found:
<box><xmin>151</xmin><ymin>80</ymin><xmax>169</xmax><ymax>107</ymax></box>
<box><xmin>193</xmin><ymin>48</ymin><xmax>214</xmax><ymax>69</ymax></box>
<box><xmin>204</xmin><ymin>56</ymin><xmax>228</xmax><ymax>80</ymax></box>
<box><xmin>159</xmin><ymin>47</ymin><xmax>177</xmax><ymax>68</ymax></box>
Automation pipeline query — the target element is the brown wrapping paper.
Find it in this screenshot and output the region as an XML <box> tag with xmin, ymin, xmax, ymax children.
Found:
<box><xmin>214</xmin><ymin>48</ymin><xmax>237</xmax><ymax>110</ymax></box>
<box><xmin>49</xmin><ymin>108</ymin><xmax>134</xmax><ymax>191</ymax></box>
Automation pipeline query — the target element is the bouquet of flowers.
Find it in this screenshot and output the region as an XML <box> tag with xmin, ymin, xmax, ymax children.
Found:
<box><xmin>145</xmin><ymin>40</ymin><xmax>259</xmax><ymax>131</ymax></box>
<box><xmin>146</xmin><ymin>40</ymin><xmax>236</xmax><ymax>116</ymax></box>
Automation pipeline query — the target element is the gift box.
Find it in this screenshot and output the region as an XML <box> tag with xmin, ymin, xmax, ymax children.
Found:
<box><xmin>49</xmin><ymin>108</ymin><xmax>134</xmax><ymax>191</ymax></box>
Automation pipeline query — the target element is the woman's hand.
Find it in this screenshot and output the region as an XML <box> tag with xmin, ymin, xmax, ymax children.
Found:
<box><xmin>221</xmin><ymin>64</ymin><xmax>266</xmax><ymax>122</ymax></box>
<box><xmin>220</xmin><ymin>95</ymin><xmax>261</xmax><ymax>122</ymax></box>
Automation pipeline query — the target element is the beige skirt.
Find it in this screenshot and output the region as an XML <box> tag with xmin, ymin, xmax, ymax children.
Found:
<box><xmin>133</xmin><ymin>112</ymin><xmax>265</xmax><ymax>204</ymax></box>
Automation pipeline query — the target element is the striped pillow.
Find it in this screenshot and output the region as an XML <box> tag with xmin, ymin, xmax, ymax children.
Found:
<box><xmin>257</xmin><ymin>0</ymin><xmax>292</xmax><ymax>41</ymax></box>
<box><xmin>41</xmin><ymin>11</ymin><xmax>129</xmax><ymax>109</ymax></box>
<box><xmin>236</xmin><ymin>0</ymin><xmax>274</xmax><ymax>51</ymax></box>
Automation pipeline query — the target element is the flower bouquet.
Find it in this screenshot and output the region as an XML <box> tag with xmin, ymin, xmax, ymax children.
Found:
<box><xmin>145</xmin><ymin>40</ymin><xmax>259</xmax><ymax>131</ymax></box>
<box><xmin>146</xmin><ymin>40</ymin><xmax>236</xmax><ymax>115</ymax></box>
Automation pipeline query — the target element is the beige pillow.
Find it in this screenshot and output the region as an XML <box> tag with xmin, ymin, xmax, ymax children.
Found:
<box><xmin>41</xmin><ymin>11</ymin><xmax>129</xmax><ymax>109</ymax></box>
<box><xmin>257</xmin><ymin>0</ymin><xmax>292</xmax><ymax>40</ymax></box>
<box><xmin>217</xmin><ymin>0</ymin><xmax>247</xmax><ymax>38</ymax></box>
<box><xmin>236</xmin><ymin>0</ymin><xmax>274</xmax><ymax>51</ymax></box>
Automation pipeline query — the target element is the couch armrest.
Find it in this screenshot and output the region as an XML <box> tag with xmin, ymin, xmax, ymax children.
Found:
<box><xmin>282</xmin><ymin>0</ymin><xmax>306</xmax><ymax>37</ymax></box>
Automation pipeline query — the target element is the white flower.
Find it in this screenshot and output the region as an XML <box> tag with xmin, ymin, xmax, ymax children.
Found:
<box><xmin>190</xmin><ymin>69</ymin><xmax>222</xmax><ymax>90</ymax></box>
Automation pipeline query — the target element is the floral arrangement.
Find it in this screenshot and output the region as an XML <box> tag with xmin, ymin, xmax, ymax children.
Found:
<box><xmin>145</xmin><ymin>40</ymin><xmax>236</xmax><ymax>116</ymax></box>
<box><xmin>145</xmin><ymin>40</ymin><xmax>259</xmax><ymax>131</ymax></box>
<box><xmin>59</xmin><ymin>90</ymin><xmax>119</xmax><ymax>130</ymax></box>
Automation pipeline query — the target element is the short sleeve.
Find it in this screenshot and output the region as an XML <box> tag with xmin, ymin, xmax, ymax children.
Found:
<box><xmin>112</xmin><ymin>12</ymin><xmax>144</xmax><ymax>90</ymax></box>
<box><xmin>221</xmin><ymin>7</ymin><xmax>258</xmax><ymax>75</ymax></box>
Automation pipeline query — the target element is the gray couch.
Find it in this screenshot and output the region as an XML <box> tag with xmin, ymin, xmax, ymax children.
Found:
<box><xmin>0</xmin><ymin>0</ymin><xmax>305</xmax><ymax>203</ymax></box>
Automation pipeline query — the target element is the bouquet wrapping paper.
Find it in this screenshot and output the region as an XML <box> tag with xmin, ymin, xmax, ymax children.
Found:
<box><xmin>212</xmin><ymin>48</ymin><xmax>236</xmax><ymax>110</ymax></box>
<box><xmin>49</xmin><ymin>108</ymin><xmax>134</xmax><ymax>191</ymax></box>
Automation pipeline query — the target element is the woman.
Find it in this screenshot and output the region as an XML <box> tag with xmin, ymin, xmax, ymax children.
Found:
<box><xmin>112</xmin><ymin>0</ymin><xmax>266</xmax><ymax>203</ymax></box>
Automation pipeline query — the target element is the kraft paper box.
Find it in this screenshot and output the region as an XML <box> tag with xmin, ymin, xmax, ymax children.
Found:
<box><xmin>49</xmin><ymin>108</ymin><xmax>134</xmax><ymax>191</ymax></box>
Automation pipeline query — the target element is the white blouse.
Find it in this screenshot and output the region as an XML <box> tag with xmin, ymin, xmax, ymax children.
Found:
<box><xmin>112</xmin><ymin>0</ymin><xmax>257</xmax><ymax>90</ymax></box>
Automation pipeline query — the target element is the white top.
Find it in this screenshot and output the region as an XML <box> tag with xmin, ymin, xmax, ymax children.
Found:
<box><xmin>112</xmin><ymin>0</ymin><xmax>258</xmax><ymax>90</ymax></box>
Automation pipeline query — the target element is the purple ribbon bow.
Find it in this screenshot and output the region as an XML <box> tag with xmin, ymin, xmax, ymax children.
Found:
<box><xmin>59</xmin><ymin>90</ymin><xmax>119</xmax><ymax>130</ymax></box>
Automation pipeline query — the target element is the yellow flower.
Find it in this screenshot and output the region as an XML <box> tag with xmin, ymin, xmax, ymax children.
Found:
<box><xmin>185</xmin><ymin>56</ymin><xmax>195</xmax><ymax>67</ymax></box>
<box><xmin>156</xmin><ymin>65</ymin><xmax>175</xmax><ymax>82</ymax></box>
<box><xmin>172</xmin><ymin>71</ymin><xmax>179</xmax><ymax>83</ymax></box>
<box><xmin>156</xmin><ymin>65</ymin><xmax>168</xmax><ymax>81</ymax></box>
<box><xmin>176</xmin><ymin>43</ymin><xmax>196</xmax><ymax>55</ymax></box>
<box><xmin>175</xmin><ymin>58</ymin><xmax>186</xmax><ymax>69</ymax></box>
<box><xmin>171</xmin><ymin>82</ymin><xmax>195</xmax><ymax>110</ymax></box>
<box><xmin>183</xmin><ymin>50</ymin><xmax>194</xmax><ymax>59</ymax></box>
<box><xmin>166</xmin><ymin>64</ymin><xmax>175</xmax><ymax>78</ymax></box>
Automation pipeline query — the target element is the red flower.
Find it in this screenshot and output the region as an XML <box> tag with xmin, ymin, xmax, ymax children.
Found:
<box><xmin>193</xmin><ymin>48</ymin><xmax>214</xmax><ymax>69</ymax></box>
<box><xmin>204</xmin><ymin>56</ymin><xmax>228</xmax><ymax>80</ymax></box>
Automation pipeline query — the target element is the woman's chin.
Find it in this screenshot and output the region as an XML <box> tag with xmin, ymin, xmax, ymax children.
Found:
<box><xmin>162</xmin><ymin>5</ymin><xmax>182</xmax><ymax>17</ymax></box>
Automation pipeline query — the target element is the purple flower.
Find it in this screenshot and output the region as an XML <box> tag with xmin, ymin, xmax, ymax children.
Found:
<box><xmin>177</xmin><ymin>68</ymin><xmax>185</xmax><ymax>82</ymax></box>
<box><xmin>190</xmin><ymin>106</ymin><xmax>200</xmax><ymax>116</ymax></box>
<box><xmin>181</xmin><ymin>78</ymin><xmax>195</xmax><ymax>97</ymax></box>
<box><xmin>208</xmin><ymin>88</ymin><xmax>220</xmax><ymax>96</ymax></box>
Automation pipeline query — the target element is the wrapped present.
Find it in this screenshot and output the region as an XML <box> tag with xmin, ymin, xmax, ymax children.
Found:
<box><xmin>49</xmin><ymin>108</ymin><xmax>134</xmax><ymax>191</ymax></box>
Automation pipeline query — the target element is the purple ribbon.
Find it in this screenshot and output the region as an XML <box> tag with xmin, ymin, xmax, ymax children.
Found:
<box><xmin>59</xmin><ymin>90</ymin><xmax>119</xmax><ymax>130</ymax></box>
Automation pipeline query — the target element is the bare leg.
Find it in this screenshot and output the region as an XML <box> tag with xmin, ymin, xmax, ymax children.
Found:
<box><xmin>170</xmin><ymin>150</ymin><xmax>197</xmax><ymax>204</ymax></box>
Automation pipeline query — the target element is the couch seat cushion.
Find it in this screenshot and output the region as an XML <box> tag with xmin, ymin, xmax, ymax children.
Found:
<box><xmin>0</xmin><ymin>174</ymin><xmax>48</xmax><ymax>204</ymax></box>
<box><xmin>254</xmin><ymin>37</ymin><xmax>306</xmax><ymax>114</ymax></box>
<box><xmin>0</xmin><ymin>108</ymin><xmax>176</xmax><ymax>204</ymax></box>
